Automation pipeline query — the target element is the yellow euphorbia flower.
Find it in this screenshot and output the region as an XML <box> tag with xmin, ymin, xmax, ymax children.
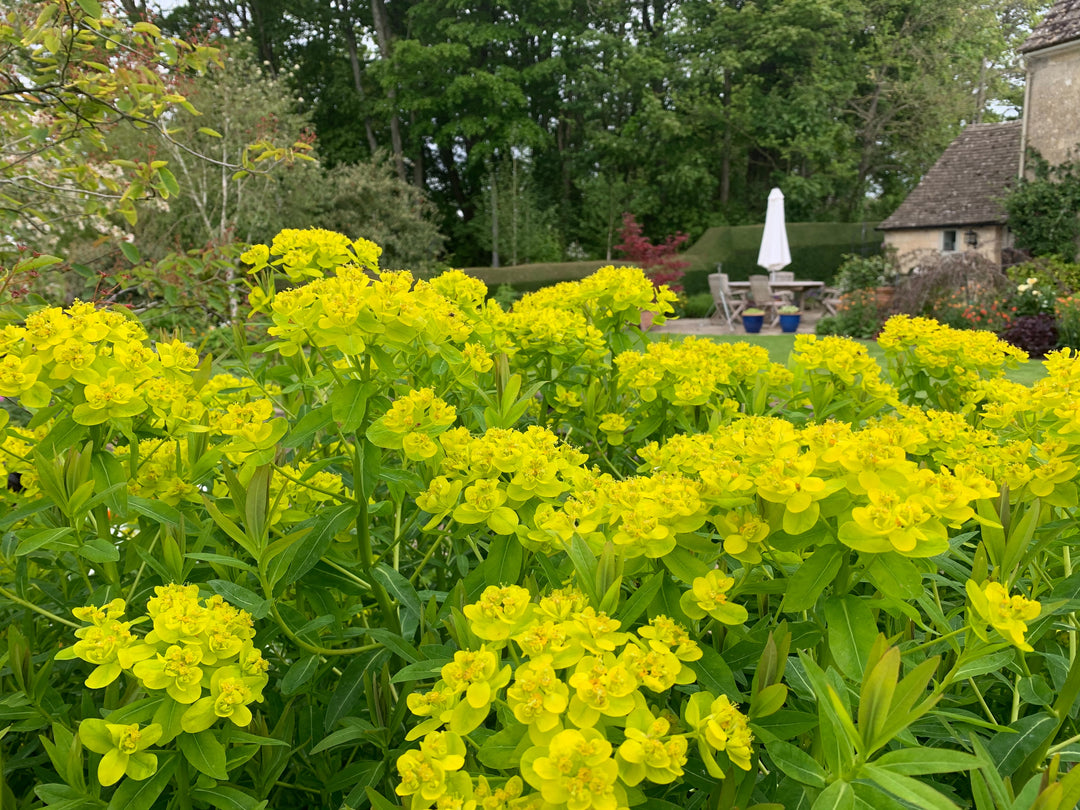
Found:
<box><xmin>440</xmin><ymin>648</ymin><xmax>512</xmax><ymax>734</ymax></box>
<box><xmin>514</xmin><ymin>620</ymin><xmax>583</xmax><ymax>670</ymax></box>
<box><xmin>567</xmin><ymin>653</ymin><xmax>638</xmax><ymax>727</ymax></box>
<box><xmin>0</xmin><ymin>354</ymin><xmax>50</xmax><ymax>407</ymax></box>
<box><xmin>522</xmin><ymin>727</ymin><xmax>624</xmax><ymax>810</ymax></box>
<box><xmin>839</xmin><ymin>488</ymin><xmax>949</xmax><ymax>557</ymax></box>
<box><xmin>637</xmin><ymin>616</ymin><xmax>702</xmax><ymax>664</ymax></box>
<box><xmin>616</xmin><ymin>707</ymin><xmax>688</xmax><ymax>786</ymax></box>
<box><xmin>507</xmin><ymin>656</ymin><xmax>569</xmax><ymax>732</ymax></box>
<box><xmin>966</xmin><ymin>580</ymin><xmax>1041</xmax><ymax>652</ymax></box>
<box><xmin>464</xmin><ymin>585</ymin><xmax>535</xmax><ymax>642</ymax></box>
<box><xmin>79</xmin><ymin>720</ymin><xmax>161</xmax><ymax>787</ymax></box>
<box><xmin>181</xmin><ymin>665</ymin><xmax>261</xmax><ymax>733</ymax></box>
<box><xmin>680</xmin><ymin>571</ymin><xmax>748</xmax><ymax>626</ymax></box>
<box><xmin>684</xmin><ymin>692</ymin><xmax>754</xmax><ymax>775</ymax></box>
<box><xmin>396</xmin><ymin>731</ymin><xmax>466</xmax><ymax>804</ymax></box>
<box><xmin>66</xmin><ymin>617</ymin><xmax>154</xmax><ymax>687</ymax></box>
<box><xmin>132</xmin><ymin>645</ymin><xmax>205</xmax><ymax>704</ymax></box>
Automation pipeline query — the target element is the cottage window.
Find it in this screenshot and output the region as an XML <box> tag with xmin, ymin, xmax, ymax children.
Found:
<box><xmin>942</xmin><ymin>230</ymin><xmax>957</xmax><ymax>252</ymax></box>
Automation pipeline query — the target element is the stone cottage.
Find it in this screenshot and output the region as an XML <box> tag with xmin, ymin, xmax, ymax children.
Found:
<box><xmin>879</xmin><ymin>0</ymin><xmax>1080</xmax><ymax>269</ymax></box>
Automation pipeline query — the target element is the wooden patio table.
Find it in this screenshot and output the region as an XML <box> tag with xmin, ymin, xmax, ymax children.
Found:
<box><xmin>728</xmin><ymin>279</ymin><xmax>825</xmax><ymax>309</ymax></box>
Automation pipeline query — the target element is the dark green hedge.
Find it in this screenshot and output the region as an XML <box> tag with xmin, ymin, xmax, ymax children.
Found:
<box><xmin>464</xmin><ymin>223</ymin><xmax>883</xmax><ymax>297</ymax></box>
<box><xmin>679</xmin><ymin>222</ymin><xmax>884</xmax><ymax>295</ymax></box>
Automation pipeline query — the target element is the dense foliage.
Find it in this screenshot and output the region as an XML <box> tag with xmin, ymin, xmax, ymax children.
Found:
<box><xmin>1004</xmin><ymin>152</ymin><xmax>1080</xmax><ymax>261</ymax></box>
<box><xmin>7</xmin><ymin>229</ymin><xmax>1080</xmax><ymax>810</ymax></box>
<box><xmin>148</xmin><ymin>0</ymin><xmax>1046</xmax><ymax>265</ymax></box>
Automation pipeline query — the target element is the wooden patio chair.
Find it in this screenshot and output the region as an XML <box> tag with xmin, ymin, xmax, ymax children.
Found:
<box><xmin>707</xmin><ymin>272</ymin><xmax>749</xmax><ymax>327</ymax></box>
<box><xmin>748</xmin><ymin>274</ymin><xmax>795</xmax><ymax>325</ymax></box>
<box><xmin>821</xmin><ymin>286</ymin><xmax>842</xmax><ymax>316</ymax></box>
<box><xmin>770</xmin><ymin>270</ymin><xmax>795</xmax><ymax>282</ymax></box>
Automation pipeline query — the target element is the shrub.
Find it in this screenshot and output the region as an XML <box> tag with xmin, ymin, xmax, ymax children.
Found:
<box><xmin>892</xmin><ymin>250</ymin><xmax>1014</xmax><ymax>330</ymax></box>
<box><xmin>614</xmin><ymin>213</ymin><xmax>690</xmax><ymax>291</ymax></box>
<box><xmin>681</xmin><ymin>291</ymin><xmax>715</xmax><ymax>318</ymax></box>
<box><xmin>1056</xmin><ymin>293</ymin><xmax>1080</xmax><ymax>349</ymax></box>
<box><xmin>6</xmin><ymin>230</ymin><xmax>1080</xmax><ymax>810</ymax></box>
<box><xmin>815</xmin><ymin>288</ymin><xmax>880</xmax><ymax>338</ymax></box>
<box><xmin>1000</xmin><ymin>312</ymin><xmax>1059</xmax><ymax>357</ymax></box>
<box><xmin>831</xmin><ymin>247</ymin><xmax>898</xmax><ymax>292</ymax></box>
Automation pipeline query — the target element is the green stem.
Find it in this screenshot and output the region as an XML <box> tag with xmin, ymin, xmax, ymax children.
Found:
<box><xmin>0</xmin><ymin>586</ymin><xmax>79</xmax><ymax>628</ymax></box>
<box><xmin>968</xmin><ymin>678</ymin><xmax>999</xmax><ymax>726</ymax></box>
<box><xmin>268</xmin><ymin>602</ymin><xmax>379</xmax><ymax>658</ymax></box>
<box><xmin>902</xmin><ymin>626</ymin><xmax>966</xmax><ymax>656</ymax></box>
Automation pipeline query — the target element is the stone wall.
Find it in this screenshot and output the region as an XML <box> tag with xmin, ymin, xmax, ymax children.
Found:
<box><xmin>1024</xmin><ymin>42</ymin><xmax>1080</xmax><ymax>169</ymax></box>
<box><xmin>883</xmin><ymin>225</ymin><xmax>1009</xmax><ymax>271</ymax></box>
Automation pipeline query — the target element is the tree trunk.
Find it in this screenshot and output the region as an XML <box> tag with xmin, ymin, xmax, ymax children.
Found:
<box><xmin>411</xmin><ymin>111</ymin><xmax>424</xmax><ymax>188</ymax></box>
<box><xmin>491</xmin><ymin>162</ymin><xmax>500</xmax><ymax>268</ymax></box>
<box><xmin>721</xmin><ymin>70</ymin><xmax>732</xmax><ymax>206</ymax></box>
<box><xmin>342</xmin><ymin>0</ymin><xmax>379</xmax><ymax>155</ymax></box>
<box><xmin>370</xmin><ymin>0</ymin><xmax>407</xmax><ymax>182</ymax></box>
<box><xmin>974</xmin><ymin>58</ymin><xmax>988</xmax><ymax>124</ymax></box>
<box><xmin>511</xmin><ymin>154</ymin><xmax>518</xmax><ymax>266</ymax></box>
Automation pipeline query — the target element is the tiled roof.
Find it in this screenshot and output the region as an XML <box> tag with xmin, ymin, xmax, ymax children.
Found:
<box><xmin>879</xmin><ymin>122</ymin><xmax>1021</xmax><ymax>230</ymax></box>
<box><xmin>1020</xmin><ymin>0</ymin><xmax>1080</xmax><ymax>54</ymax></box>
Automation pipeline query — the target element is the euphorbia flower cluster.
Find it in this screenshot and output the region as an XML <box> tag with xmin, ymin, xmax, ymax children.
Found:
<box><xmin>61</xmin><ymin>586</ymin><xmax>269</xmax><ymax>786</ymax></box>
<box><xmin>396</xmin><ymin>586</ymin><xmax>751</xmax><ymax>809</ymax></box>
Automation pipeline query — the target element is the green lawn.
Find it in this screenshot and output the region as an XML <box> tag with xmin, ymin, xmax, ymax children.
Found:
<box><xmin>656</xmin><ymin>333</ymin><xmax>1047</xmax><ymax>387</ymax></box>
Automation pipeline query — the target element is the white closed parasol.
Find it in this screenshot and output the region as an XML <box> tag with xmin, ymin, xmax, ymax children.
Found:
<box><xmin>757</xmin><ymin>187</ymin><xmax>792</xmax><ymax>273</ymax></box>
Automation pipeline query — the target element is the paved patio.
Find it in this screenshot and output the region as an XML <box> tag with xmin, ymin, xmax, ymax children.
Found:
<box><xmin>652</xmin><ymin>307</ymin><xmax>826</xmax><ymax>336</ymax></box>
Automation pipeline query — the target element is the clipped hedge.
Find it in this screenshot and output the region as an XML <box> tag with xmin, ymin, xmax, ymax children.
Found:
<box><xmin>465</xmin><ymin>224</ymin><xmax>883</xmax><ymax>297</ymax></box>
<box><xmin>680</xmin><ymin>222</ymin><xmax>884</xmax><ymax>295</ymax></box>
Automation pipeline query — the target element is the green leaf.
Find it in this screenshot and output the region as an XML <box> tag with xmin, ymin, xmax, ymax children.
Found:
<box><xmin>615</xmin><ymin>572</ymin><xmax>664</xmax><ymax>626</ymax></box>
<box><xmin>324</xmin><ymin>650</ymin><xmax>389</xmax><ymax>733</ymax></box>
<box><xmin>782</xmin><ymin>545</ymin><xmax>843</xmax><ymax>612</ymax></box>
<box><xmin>282</xmin><ymin>405</ymin><xmax>334</xmax><ymax>449</ymax></box>
<box><xmin>372</xmin><ymin>563</ymin><xmax>422</xmax><ymax>624</ymax></box>
<box><xmin>330</xmin><ymin>380</ymin><xmax>376</xmax><ymax>434</ymax></box>
<box><xmin>206</xmin><ymin>580</ymin><xmax>270</xmax><ymax>619</ymax></box>
<box><xmin>35</xmin><ymin>418</ymin><xmax>88</xmax><ymax>459</ymax></box>
<box><xmin>75</xmin><ymin>0</ymin><xmax>102</xmax><ymax>17</ymax></box>
<box><xmin>873</xmin><ymin>748</ymin><xmax>979</xmax><ymax>776</ymax></box>
<box><xmin>482</xmin><ymin>535</ymin><xmax>523</xmax><ymax>586</ymax></box>
<box><xmin>282</xmin><ymin>504</ymin><xmax>358</xmax><ymax>587</ymax></box>
<box><xmin>689</xmin><ymin>645</ymin><xmax>743</xmax><ymax>700</ymax></box>
<box><xmin>865</xmin><ymin>553</ymin><xmax>922</xmax><ymax>600</ymax></box>
<box><xmin>178</xmin><ymin>730</ymin><xmax>228</xmax><ymax>780</ymax></box>
<box><xmin>477</xmin><ymin>723</ymin><xmax>528</xmax><ymax>769</ymax></box>
<box><xmin>189</xmin><ymin>786</ymin><xmax>266</xmax><ymax>810</ymax></box>
<box><xmin>390</xmin><ymin>659</ymin><xmax>449</xmax><ymax>684</ymax></box>
<box><xmin>662</xmin><ymin>546</ymin><xmax>710</xmax><ymax>584</ymax></box>
<box><xmin>822</xmin><ymin>595</ymin><xmax>878</xmax><ymax>681</ymax></box>
<box><xmin>565</xmin><ymin>535</ymin><xmax>600</xmax><ymax>606</ymax></box>
<box><xmin>280</xmin><ymin>656</ymin><xmax>320</xmax><ymax>696</ymax></box>
<box><xmin>106</xmin><ymin>755</ymin><xmax>177</xmax><ymax>810</ymax></box>
<box><xmin>860</xmin><ymin>764</ymin><xmax>959</xmax><ymax>810</ymax></box>
<box><xmin>119</xmin><ymin>242</ymin><xmax>140</xmax><ymax>263</ymax></box>
<box><xmin>766</xmin><ymin>740</ymin><xmax>827</xmax><ymax>788</ymax></box>
<box><xmin>15</xmin><ymin>527</ymin><xmax>74</xmax><ymax>556</ymax></box>
<box><xmin>309</xmin><ymin>719</ymin><xmax>376</xmax><ymax>755</ymax></box>
<box><xmin>812</xmin><ymin>780</ymin><xmax>853</xmax><ymax>810</ymax></box>
<box><xmin>362</xmin><ymin>627</ymin><xmax>421</xmax><ymax>663</ymax></box>
<box><xmin>366</xmin><ymin>788</ymin><xmax>402</xmax><ymax>810</ymax></box>
<box><xmin>156</xmin><ymin>167</ymin><xmax>180</xmax><ymax>197</ymax></box>
<box><xmin>129</xmin><ymin>496</ymin><xmax>183</xmax><ymax>529</ymax></box>
<box><xmin>985</xmin><ymin>712</ymin><xmax>1056</xmax><ymax>777</ymax></box>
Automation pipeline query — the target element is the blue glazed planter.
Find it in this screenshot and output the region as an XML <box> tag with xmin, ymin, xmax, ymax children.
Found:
<box><xmin>742</xmin><ymin>314</ymin><xmax>764</xmax><ymax>333</ymax></box>
<box><xmin>779</xmin><ymin>313</ymin><xmax>801</xmax><ymax>333</ymax></box>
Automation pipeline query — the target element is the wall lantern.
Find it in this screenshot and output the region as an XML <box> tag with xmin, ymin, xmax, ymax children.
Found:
<box><xmin>964</xmin><ymin>229</ymin><xmax>978</xmax><ymax>249</ymax></box>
